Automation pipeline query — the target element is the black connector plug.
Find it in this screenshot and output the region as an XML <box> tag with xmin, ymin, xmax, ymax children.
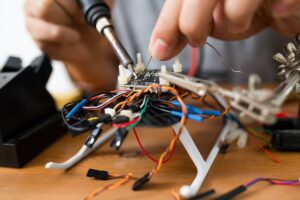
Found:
<box><xmin>188</xmin><ymin>189</ymin><xmax>215</xmax><ymax>200</ymax></box>
<box><xmin>132</xmin><ymin>173</ymin><xmax>151</xmax><ymax>191</ymax></box>
<box><xmin>86</xmin><ymin>168</ymin><xmax>109</xmax><ymax>180</ymax></box>
<box><xmin>85</xmin><ymin>125</ymin><xmax>103</xmax><ymax>148</ymax></box>
<box><xmin>98</xmin><ymin>113</ymin><xmax>112</xmax><ymax>123</ymax></box>
<box><xmin>110</xmin><ymin>128</ymin><xmax>129</xmax><ymax>151</ymax></box>
<box><xmin>215</xmin><ymin>185</ymin><xmax>247</xmax><ymax>200</ymax></box>
<box><xmin>113</xmin><ymin>116</ymin><xmax>130</xmax><ymax>124</ymax></box>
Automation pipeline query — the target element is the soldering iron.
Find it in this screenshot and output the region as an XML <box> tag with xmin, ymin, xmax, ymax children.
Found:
<box><xmin>78</xmin><ymin>0</ymin><xmax>137</xmax><ymax>78</ymax></box>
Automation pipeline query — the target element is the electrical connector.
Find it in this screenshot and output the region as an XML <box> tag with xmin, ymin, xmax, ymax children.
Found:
<box><xmin>110</xmin><ymin>128</ymin><xmax>129</xmax><ymax>150</ymax></box>
<box><xmin>173</xmin><ymin>56</ymin><xmax>183</xmax><ymax>73</ymax></box>
<box><xmin>104</xmin><ymin>108</ymin><xmax>116</xmax><ymax>117</ymax></box>
<box><xmin>98</xmin><ymin>113</ymin><xmax>112</xmax><ymax>123</ymax></box>
<box><xmin>86</xmin><ymin>168</ymin><xmax>109</xmax><ymax>180</ymax></box>
<box><xmin>132</xmin><ymin>172</ymin><xmax>151</xmax><ymax>191</ymax></box>
<box><xmin>134</xmin><ymin>53</ymin><xmax>145</xmax><ymax>74</ymax></box>
<box><xmin>287</xmin><ymin>42</ymin><xmax>297</xmax><ymax>53</ymax></box>
<box><xmin>237</xmin><ymin>130</ymin><xmax>248</xmax><ymax>149</ymax></box>
<box><xmin>273</xmin><ymin>53</ymin><xmax>287</xmax><ymax>64</ymax></box>
<box><xmin>85</xmin><ymin>123</ymin><xmax>103</xmax><ymax>148</ymax></box>
<box><xmin>120</xmin><ymin>109</ymin><xmax>133</xmax><ymax>120</ymax></box>
<box><xmin>225</xmin><ymin>128</ymin><xmax>242</xmax><ymax>144</ymax></box>
<box><xmin>159</xmin><ymin>65</ymin><xmax>170</xmax><ymax>86</ymax></box>
<box><xmin>113</xmin><ymin>116</ymin><xmax>130</xmax><ymax>124</ymax></box>
<box><xmin>118</xmin><ymin>65</ymin><xmax>131</xmax><ymax>85</ymax></box>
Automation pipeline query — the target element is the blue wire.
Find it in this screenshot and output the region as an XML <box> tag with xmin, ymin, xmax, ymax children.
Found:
<box><xmin>171</xmin><ymin>101</ymin><xmax>221</xmax><ymax>116</ymax></box>
<box><xmin>171</xmin><ymin>111</ymin><xmax>203</xmax><ymax>122</ymax></box>
<box><xmin>66</xmin><ymin>99</ymin><xmax>88</xmax><ymax>120</ymax></box>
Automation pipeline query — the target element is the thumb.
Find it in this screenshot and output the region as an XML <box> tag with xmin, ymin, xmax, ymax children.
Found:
<box><xmin>149</xmin><ymin>0</ymin><xmax>186</xmax><ymax>60</ymax></box>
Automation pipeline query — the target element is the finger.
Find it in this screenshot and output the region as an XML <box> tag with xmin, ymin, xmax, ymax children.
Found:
<box><xmin>273</xmin><ymin>0</ymin><xmax>300</xmax><ymax>18</ymax></box>
<box><xmin>26</xmin><ymin>16</ymin><xmax>80</xmax><ymax>44</ymax></box>
<box><xmin>179</xmin><ymin>0</ymin><xmax>218</xmax><ymax>47</ymax></box>
<box><xmin>55</xmin><ymin>0</ymin><xmax>86</xmax><ymax>24</ymax></box>
<box><xmin>165</xmin><ymin>36</ymin><xmax>188</xmax><ymax>60</ymax></box>
<box><xmin>24</xmin><ymin>0</ymin><xmax>74</xmax><ymax>24</ymax></box>
<box><xmin>224</xmin><ymin>0</ymin><xmax>263</xmax><ymax>33</ymax></box>
<box><xmin>55</xmin><ymin>0</ymin><xmax>79</xmax><ymax>17</ymax></box>
<box><xmin>149</xmin><ymin>0</ymin><xmax>183</xmax><ymax>60</ymax></box>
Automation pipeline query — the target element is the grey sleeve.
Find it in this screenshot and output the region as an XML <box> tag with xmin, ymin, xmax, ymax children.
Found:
<box><xmin>112</xmin><ymin>0</ymin><xmax>289</xmax><ymax>83</ymax></box>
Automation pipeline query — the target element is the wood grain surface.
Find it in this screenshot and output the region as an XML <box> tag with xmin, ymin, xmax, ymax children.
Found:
<box><xmin>0</xmin><ymin>96</ymin><xmax>299</xmax><ymax>200</ymax></box>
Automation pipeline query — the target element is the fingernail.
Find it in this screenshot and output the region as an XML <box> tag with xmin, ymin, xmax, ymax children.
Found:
<box><xmin>273</xmin><ymin>3</ymin><xmax>289</xmax><ymax>18</ymax></box>
<box><xmin>150</xmin><ymin>38</ymin><xmax>170</xmax><ymax>60</ymax></box>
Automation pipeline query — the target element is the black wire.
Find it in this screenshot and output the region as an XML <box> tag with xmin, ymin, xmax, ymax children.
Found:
<box><xmin>61</xmin><ymin>111</ymin><xmax>91</xmax><ymax>133</ymax></box>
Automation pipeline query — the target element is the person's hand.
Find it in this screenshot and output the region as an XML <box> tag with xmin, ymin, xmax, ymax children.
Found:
<box><xmin>149</xmin><ymin>0</ymin><xmax>300</xmax><ymax>60</ymax></box>
<box><xmin>24</xmin><ymin>0</ymin><xmax>118</xmax><ymax>91</ymax></box>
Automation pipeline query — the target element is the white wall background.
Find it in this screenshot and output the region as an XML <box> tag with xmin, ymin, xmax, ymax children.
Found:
<box><xmin>0</xmin><ymin>0</ymin><xmax>76</xmax><ymax>95</ymax></box>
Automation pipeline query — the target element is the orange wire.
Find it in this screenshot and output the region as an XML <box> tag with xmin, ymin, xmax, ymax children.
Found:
<box><xmin>143</xmin><ymin>84</ymin><xmax>188</xmax><ymax>176</ymax></box>
<box><xmin>171</xmin><ymin>190</ymin><xmax>181</xmax><ymax>200</ymax></box>
<box><xmin>85</xmin><ymin>173</ymin><xmax>133</xmax><ymax>200</ymax></box>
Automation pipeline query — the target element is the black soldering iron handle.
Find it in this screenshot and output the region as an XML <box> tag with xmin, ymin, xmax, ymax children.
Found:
<box><xmin>78</xmin><ymin>0</ymin><xmax>111</xmax><ymax>27</ymax></box>
<box><xmin>77</xmin><ymin>0</ymin><xmax>136</xmax><ymax>75</ymax></box>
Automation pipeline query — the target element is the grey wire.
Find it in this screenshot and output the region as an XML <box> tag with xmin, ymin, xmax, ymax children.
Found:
<box><xmin>205</xmin><ymin>42</ymin><xmax>242</xmax><ymax>74</ymax></box>
<box><xmin>136</xmin><ymin>56</ymin><xmax>153</xmax><ymax>79</ymax></box>
<box><xmin>82</xmin><ymin>92</ymin><xmax>127</xmax><ymax>109</ymax></box>
<box><xmin>140</xmin><ymin>95</ymin><xmax>148</xmax><ymax>108</ymax></box>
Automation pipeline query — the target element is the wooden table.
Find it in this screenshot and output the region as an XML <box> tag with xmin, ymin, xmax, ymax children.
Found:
<box><xmin>0</xmin><ymin>99</ymin><xmax>299</xmax><ymax>200</ymax></box>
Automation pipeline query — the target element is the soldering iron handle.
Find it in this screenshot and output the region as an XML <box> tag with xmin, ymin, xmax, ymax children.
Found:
<box><xmin>78</xmin><ymin>0</ymin><xmax>136</xmax><ymax>75</ymax></box>
<box><xmin>78</xmin><ymin>0</ymin><xmax>111</xmax><ymax>27</ymax></box>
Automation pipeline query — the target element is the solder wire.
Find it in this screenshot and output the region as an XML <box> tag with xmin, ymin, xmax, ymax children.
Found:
<box><xmin>205</xmin><ymin>42</ymin><xmax>242</xmax><ymax>74</ymax></box>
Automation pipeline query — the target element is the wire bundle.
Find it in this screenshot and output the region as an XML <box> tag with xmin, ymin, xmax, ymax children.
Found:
<box><xmin>61</xmin><ymin>83</ymin><xmax>231</xmax><ymax>199</ymax></box>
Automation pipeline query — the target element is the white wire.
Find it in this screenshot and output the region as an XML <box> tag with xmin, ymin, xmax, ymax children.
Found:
<box><xmin>139</xmin><ymin>95</ymin><xmax>147</xmax><ymax>108</ymax></box>
<box><xmin>83</xmin><ymin>92</ymin><xmax>127</xmax><ymax>109</ymax></box>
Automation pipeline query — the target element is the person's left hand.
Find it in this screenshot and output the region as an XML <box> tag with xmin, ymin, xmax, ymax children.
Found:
<box><xmin>149</xmin><ymin>0</ymin><xmax>300</xmax><ymax>61</ymax></box>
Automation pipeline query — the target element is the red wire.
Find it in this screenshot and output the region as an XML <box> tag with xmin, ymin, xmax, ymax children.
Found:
<box><xmin>188</xmin><ymin>47</ymin><xmax>199</xmax><ymax>77</ymax></box>
<box><xmin>247</xmin><ymin>130</ymin><xmax>282</xmax><ymax>164</ymax></box>
<box><xmin>276</xmin><ymin>112</ymin><xmax>297</xmax><ymax>119</ymax></box>
<box><xmin>133</xmin><ymin>127</ymin><xmax>176</xmax><ymax>164</ymax></box>
<box><xmin>112</xmin><ymin>117</ymin><xmax>139</xmax><ymax>128</ymax></box>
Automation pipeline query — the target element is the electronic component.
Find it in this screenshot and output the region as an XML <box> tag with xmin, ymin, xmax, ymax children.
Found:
<box><xmin>48</xmin><ymin>34</ymin><xmax>300</xmax><ymax>199</ymax></box>
<box><xmin>110</xmin><ymin>128</ymin><xmax>129</xmax><ymax>151</ymax></box>
<box><xmin>122</xmin><ymin>69</ymin><xmax>161</xmax><ymax>89</ymax></box>
<box><xmin>120</xmin><ymin>56</ymin><xmax>184</xmax><ymax>89</ymax></box>
<box><xmin>85</xmin><ymin>123</ymin><xmax>103</xmax><ymax>148</ymax></box>
<box><xmin>132</xmin><ymin>172</ymin><xmax>151</xmax><ymax>191</ymax></box>
<box><xmin>134</xmin><ymin>53</ymin><xmax>145</xmax><ymax>73</ymax></box>
<box><xmin>173</xmin><ymin>56</ymin><xmax>183</xmax><ymax>73</ymax></box>
<box><xmin>87</xmin><ymin>169</ymin><xmax>109</xmax><ymax>180</ymax></box>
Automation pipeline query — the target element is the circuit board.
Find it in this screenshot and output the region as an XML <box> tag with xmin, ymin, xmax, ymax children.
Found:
<box><xmin>123</xmin><ymin>69</ymin><xmax>160</xmax><ymax>89</ymax></box>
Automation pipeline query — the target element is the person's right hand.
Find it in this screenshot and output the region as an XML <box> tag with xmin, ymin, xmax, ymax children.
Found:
<box><xmin>24</xmin><ymin>0</ymin><xmax>118</xmax><ymax>91</ymax></box>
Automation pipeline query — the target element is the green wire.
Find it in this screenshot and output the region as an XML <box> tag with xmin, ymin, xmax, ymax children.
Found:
<box><xmin>127</xmin><ymin>97</ymin><xmax>150</xmax><ymax>130</ymax></box>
